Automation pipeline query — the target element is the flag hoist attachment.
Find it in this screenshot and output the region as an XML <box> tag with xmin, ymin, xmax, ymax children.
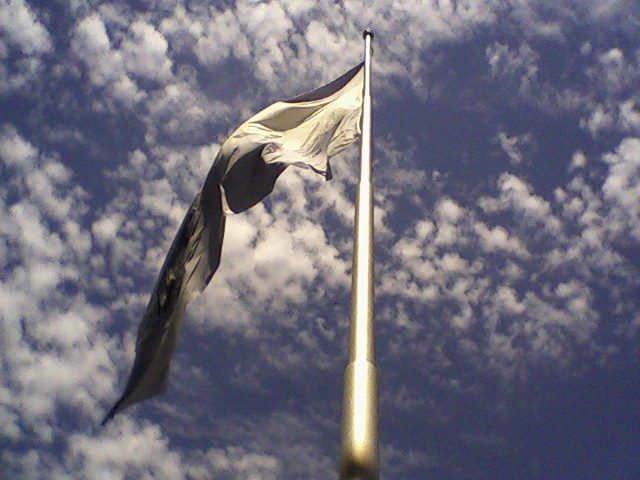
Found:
<box><xmin>339</xmin><ymin>29</ymin><xmax>378</xmax><ymax>480</ymax></box>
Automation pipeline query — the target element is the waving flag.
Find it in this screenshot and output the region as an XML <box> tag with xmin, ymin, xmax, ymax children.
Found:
<box><xmin>102</xmin><ymin>64</ymin><xmax>364</xmax><ymax>424</ymax></box>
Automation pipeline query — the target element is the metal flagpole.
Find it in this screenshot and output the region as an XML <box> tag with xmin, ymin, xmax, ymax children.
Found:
<box><xmin>339</xmin><ymin>29</ymin><xmax>378</xmax><ymax>480</ymax></box>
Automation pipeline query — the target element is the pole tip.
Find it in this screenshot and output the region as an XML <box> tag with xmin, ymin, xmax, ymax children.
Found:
<box><xmin>363</xmin><ymin>28</ymin><xmax>374</xmax><ymax>39</ymax></box>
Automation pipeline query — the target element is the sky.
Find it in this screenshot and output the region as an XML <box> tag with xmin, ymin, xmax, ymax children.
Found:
<box><xmin>1</xmin><ymin>0</ymin><xmax>639</xmax><ymax>479</ymax></box>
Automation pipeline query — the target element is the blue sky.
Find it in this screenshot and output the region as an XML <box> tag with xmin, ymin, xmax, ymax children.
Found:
<box><xmin>1</xmin><ymin>1</ymin><xmax>639</xmax><ymax>479</ymax></box>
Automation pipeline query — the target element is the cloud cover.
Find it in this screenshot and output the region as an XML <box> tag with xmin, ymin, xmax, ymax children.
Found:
<box><xmin>1</xmin><ymin>0</ymin><xmax>640</xmax><ymax>479</ymax></box>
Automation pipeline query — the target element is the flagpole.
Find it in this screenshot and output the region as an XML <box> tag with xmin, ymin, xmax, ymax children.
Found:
<box><xmin>339</xmin><ymin>29</ymin><xmax>378</xmax><ymax>480</ymax></box>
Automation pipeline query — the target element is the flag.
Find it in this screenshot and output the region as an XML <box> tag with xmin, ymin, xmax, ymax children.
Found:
<box><xmin>102</xmin><ymin>63</ymin><xmax>364</xmax><ymax>425</ymax></box>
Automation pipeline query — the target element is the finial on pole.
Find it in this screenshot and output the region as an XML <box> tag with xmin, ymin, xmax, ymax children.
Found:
<box><xmin>363</xmin><ymin>28</ymin><xmax>374</xmax><ymax>39</ymax></box>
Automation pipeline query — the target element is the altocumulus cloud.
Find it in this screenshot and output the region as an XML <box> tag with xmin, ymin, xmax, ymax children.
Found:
<box><xmin>1</xmin><ymin>1</ymin><xmax>640</xmax><ymax>479</ymax></box>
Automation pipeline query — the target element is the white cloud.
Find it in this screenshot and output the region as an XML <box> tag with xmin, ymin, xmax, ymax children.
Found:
<box><xmin>158</xmin><ymin>0</ymin><xmax>504</xmax><ymax>98</ymax></box>
<box><xmin>0</xmin><ymin>122</ymin><xmax>38</xmax><ymax>164</ymax></box>
<box><xmin>497</xmin><ymin>130</ymin><xmax>533</xmax><ymax>165</ymax></box>
<box><xmin>193</xmin><ymin>7</ymin><xmax>250</xmax><ymax>67</ymax></box>
<box><xmin>3</xmin><ymin>2</ymin><xmax>640</xmax><ymax>478</ymax></box>
<box><xmin>0</xmin><ymin>385</ymin><xmax>20</xmax><ymax>440</ymax></box>
<box><xmin>474</xmin><ymin>222</ymin><xmax>530</xmax><ymax>258</ymax></box>
<box><xmin>584</xmin><ymin>99</ymin><xmax>640</xmax><ymax>136</ymax></box>
<box><xmin>282</xmin><ymin>0</ymin><xmax>315</xmax><ymax>18</ymax></box>
<box><xmin>381</xmin><ymin>444</ymin><xmax>437</xmax><ymax>479</ymax></box>
<box><xmin>206</xmin><ymin>411</ymin><xmax>335</xmax><ymax>479</ymax></box>
<box><xmin>67</xmin><ymin>418</ymin><xmax>185</xmax><ymax>480</ymax></box>
<box><xmin>71</xmin><ymin>13</ymin><xmax>145</xmax><ymax>107</ymax></box>
<box><xmin>111</xmin><ymin>74</ymin><xmax>146</xmax><ymax>106</ymax></box>
<box><xmin>584</xmin><ymin>103</ymin><xmax>614</xmax><ymax>135</ymax></box>
<box><xmin>619</xmin><ymin>99</ymin><xmax>640</xmax><ymax>132</ymax></box>
<box><xmin>305</xmin><ymin>21</ymin><xmax>352</xmax><ymax>69</ymax></box>
<box><xmin>602</xmin><ymin>137</ymin><xmax>640</xmax><ymax>240</ymax></box>
<box><xmin>581</xmin><ymin>46</ymin><xmax>640</xmax><ymax>135</ymax></box>
<box><xmin>593</xmin><ymin>47</ymin><xmax>637</xmax><ymax>94</ymax></box>
<box><xmin>486</xmin><ymin>42</ymin><xmax>539</xmax><ymax>95</ymax></box>
<box><xmin>380</xmin><ymin>151</ymin><xmax>640</xmax><ymax>380</ymax></box>
<box><xmin>437</xmin><ymin>198</ymin><xmax>464</xmax><ymax>223</ymax></box>
<box><xmin>0</xmin><ymin>52</ymin><xmax>46</xmax><ymax>94</ymax></box>
<box><xmin>140</xmin><ymin>177</ymin><xmax>179</xmax><ymax>216</ymax></box>
<box><xmin>0</xmin><ymin>450</ymin><xmax>67</xmax><ymax>480</ymax></box>
<box><xmin>121</xmin><ymin>20</ymin><xmax>173</xmax><ymax>83</ymax></box>
<box><xmin>145</xmin><ymin>80</ymin><xmax>226</xmax><ymax>142</ymax></box>
<box><xmin>71</xmin><ymin>13</ymin><xmax>124</xmax><ymax>86</ymax></box>
<box><xmin>91</xmin><ymin>212</ymin><xmax>124</xmax><ymax>247</ymax></box>
<box><xmin>507</xmin><ymin>1</ymin><xmax>564</xmax><ymax>38</ymax></box>
<box><xmin>189</xmin><ymin>446</ymin><xmax>281</xmax><ymax>480</ymax></box>
<box><xmin>569</xmin><ymin>150</ymin><xmax>587</xmax><ymax>170</ymax></box>
<box><xmin>0</xmin><ymin>0</ymin><xmax>52</xmax><ymax>55</ymax></box>
<box><xmin>479</xmin><ymin>173</ymin><xmax>563</xmax><ymax>235</ymax></box>
<box><xmin>159</xmin><ymin>5</ymin><xmax>203</xmax><ymax>54</ymax></box>
<box><xmin>0</xmin><ymin>126</ymin><xmax>121</xmax><ymax>443</ymax></box>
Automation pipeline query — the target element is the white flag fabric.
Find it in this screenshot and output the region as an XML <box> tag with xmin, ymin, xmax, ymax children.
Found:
<box><xmin>102</xmin><ymin>63</ymin><xmax>364</xmax><ymax>424</ymax></box>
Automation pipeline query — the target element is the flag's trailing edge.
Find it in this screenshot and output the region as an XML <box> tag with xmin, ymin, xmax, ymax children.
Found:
<box><xmin>102</xmin><ymin>63</ymin><xmax>364</xmax><ymax>425</ymax></box>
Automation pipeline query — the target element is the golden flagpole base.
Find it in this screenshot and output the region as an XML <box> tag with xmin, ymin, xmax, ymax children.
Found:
<box><xmin>339</xmin><ymin>360</ymin><xmax>378</xmax><ymax>479</ymax></box>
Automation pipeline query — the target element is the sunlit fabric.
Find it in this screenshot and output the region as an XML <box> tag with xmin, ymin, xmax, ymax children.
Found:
<box><xmin>102</xmin><ymin>64</ymin><xmax>364</xmax><ymax>424</ymax></box>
